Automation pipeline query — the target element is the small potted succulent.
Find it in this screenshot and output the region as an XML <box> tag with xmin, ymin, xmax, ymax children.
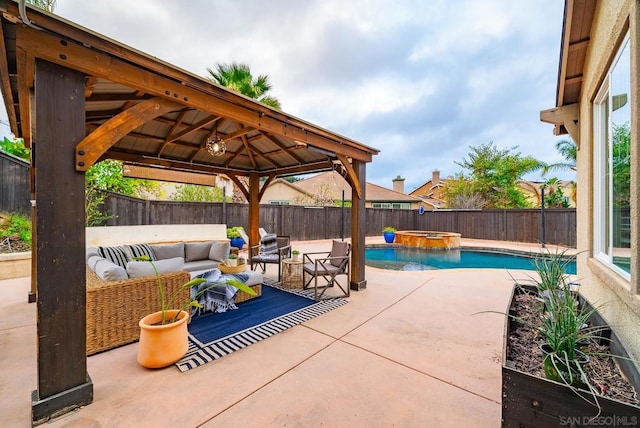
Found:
<box><xmin>382</xmin><ymin>226</ymin><xmax>396</xmax><ymax>244</ymax></box>
<box><xmin>226</xmin><ymin>253</ymin><xmax>238</xmax><ymax>267</ymax></box>
<box><xmin>292</xmin><ymin>249</ymin><xmax>300</xmax><ymax>262</ymax></box>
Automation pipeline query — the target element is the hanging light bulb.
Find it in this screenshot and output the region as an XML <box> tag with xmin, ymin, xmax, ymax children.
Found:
<box><xmin>206</xmin><ymin>131</ymin><xmax>226</xmax><ymax>157</ymax></box>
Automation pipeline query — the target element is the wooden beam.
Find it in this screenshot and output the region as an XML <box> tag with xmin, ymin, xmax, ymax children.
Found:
<box><xmin>224</xmin><ymin>126</ymin><xmax>255</xmax><ymax>141</ymax></box>
<box><xmin>337</xmin><ymin>154</ymin><xmax>361</xmax><ymax>199</ymax></box>
<box><xmin>248</xmin><ymin>173</ymin><xmax>260</xmax><ymax>250</ymax></box>
<box><xmin>122</xmin><ymin>163</ymin><xmax>217</xmax><ymax>186</ymax></box>
<box><xmin>0</xmin><ymin>21</ymin><xmax>19</xmax><ymax>134</ymax></box>
<box><xmin>350</xmin><ymin>160</ymin><xmax>367</xmax><ymax>291</ymax></box>
<box><xmin>16</xmin><ymin>27</ymin><xmax>373</xmax><ymax>163</ymax></box>
<box><xmin>32</xmin><ymin>59</ymin><xmax>93</xmax><ymax>424</ymax></box>
<box><xmin>75</xmin><ymin>97</ymin><xmax>183</xmax><ymax>170</ymax></box>
<box><xmin>540</xmin><ymin>103</ymin><xmax>580</xmax><ymax>147</ymax></box>
<box><xmin>15</xmin><ymin>47</ymin><xmax>33</xmax><ymax>147</ymax></box>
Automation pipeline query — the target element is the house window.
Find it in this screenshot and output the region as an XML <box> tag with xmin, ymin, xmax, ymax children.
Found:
<box><xmin>371</xmin><ymin>203</ymin><xmax>411</xmax><ymax>210</ymax></box>
<box><xmin>593</xmin><ymin>34</ymin><xmax>631</xmax><ymax>279</ymax></box>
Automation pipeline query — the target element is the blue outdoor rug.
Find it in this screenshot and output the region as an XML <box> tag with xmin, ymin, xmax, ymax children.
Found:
<box><xmin>176</xmin><ymin>282</ymin><xmax>348</xmax><ymax>371</ymax></box>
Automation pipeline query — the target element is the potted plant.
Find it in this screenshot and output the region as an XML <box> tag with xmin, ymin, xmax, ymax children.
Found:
<box><xmin>226</xmin><ymin>253</ymin><xmax>238</xmax><ymax>267</ymax></box>
<box><xmin>292</xmin><ymin>249</ymin><xmax>300</xmax><ymax>262</ymax></box>
<box><xmin>227</xmin><ymin>226</ymin><xmax>245</xmax><ymax>249</ymax></box>
<box><xmin>382</xmin><ymin>226</ymin><xmax>396</xmax><ymax>244</ymax></box>
<box><xmin>135</xmin><ymin>256</ymin><xmax>256</xmax><ymax>368</ymax></box>
<box><xmin>498</xmin><ymin>250</ymin><xmax>640</xmax><ymax>424</ymax></box>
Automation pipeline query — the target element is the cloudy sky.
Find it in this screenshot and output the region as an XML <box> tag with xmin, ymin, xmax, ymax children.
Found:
<box><xmin>1</xmin><ymin>0</ymin><xmax>572</xmax><ymax>192</ymax></box>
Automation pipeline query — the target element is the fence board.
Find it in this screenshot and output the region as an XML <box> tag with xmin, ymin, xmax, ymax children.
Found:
<box><xmin>0</xmin><ymin>152</ymin><xmax>30</xmax><ymax>214</ymax></box>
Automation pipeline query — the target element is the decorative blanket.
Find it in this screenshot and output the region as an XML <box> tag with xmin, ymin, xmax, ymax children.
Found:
<box><xmin>191</xmin><ymin>269</ymin><xmax>251</xmax><ymax>316</ymax></box>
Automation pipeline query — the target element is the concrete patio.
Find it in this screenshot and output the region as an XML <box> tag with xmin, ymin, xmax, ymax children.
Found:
<box><xmin>1</xmin><ymin>238</ymin><xmax>563</xmax><ymax>427</ymax></box>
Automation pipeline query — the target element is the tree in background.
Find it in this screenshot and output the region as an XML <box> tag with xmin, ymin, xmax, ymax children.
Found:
<box><xmin>207</xmin><ymin>62</ymin><xmax>281</xmax><ymax>110</ymax></box>
<box><xmin>542</xmin><ymin>177</ymin><xmax>570</xmax><ymax>208</ymax></box>
<box><xmin>170</xmin><ymin>184</ymin><xmax>227</xmax><ymax>202</ymax></box>
<box><xmin>0</xmin><ymin>137</ymin><xmax>29</xmax><ymax>161</ymax></box>
<box><xmin>27</xmin><ymin>0</ymin><xmax>56</xmax><ymax>12</ymax></box>
<box><xmin>543</xmin><ymin>138</ymin><xmax>577</xmax><ymax>174</ymax></box>
<box><xmin>440</xmin><ymin>176</ymin><xmax>486</xmax><ymax>209</ymax></box>
<box><xmin>85</xmin><ymin>159</ymin><xmax>161</xmax><ymax>198</ymax></box>
<box><xmin>443</xmin><ymin>142</ymin><xmax>544</xmax><ymax>209</ymax></box>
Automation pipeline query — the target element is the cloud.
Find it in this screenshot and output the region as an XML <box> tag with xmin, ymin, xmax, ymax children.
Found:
<box><xmin>0</xmin><ymin>0</ymin><xmax>571</xmax><ymax>192</ymax></box>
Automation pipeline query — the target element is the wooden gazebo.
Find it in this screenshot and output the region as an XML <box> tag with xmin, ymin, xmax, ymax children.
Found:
<box><xmin>0</xmin><ymin>2</ymin><xmax>379</xmax><ymax>424</ymax></box>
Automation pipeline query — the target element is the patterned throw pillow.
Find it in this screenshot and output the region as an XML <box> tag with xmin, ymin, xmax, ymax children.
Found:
<box><xmin>125</xmin><ymin>243</ymin><xmax>157</xmax><ymax>261</ymax></box>
<box><xmin>97</xmin><ymin>246</ymin><xmax>130</xmax><ymax>269</ymax></box>
<box><xmin>259</xmin><ymin>234</ymin><xmax>278</xmax><ymax>255</ymax></box>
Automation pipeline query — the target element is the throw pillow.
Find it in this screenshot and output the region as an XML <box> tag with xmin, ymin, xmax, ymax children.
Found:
<box><xmin>124</xmin><ymin>243</ymin><xmax>157</xmax><ymax>261</ymax></box>
<box><xmin>88</xmin><ymin>255</ymin><xmax>128</xmax><ymax>281</ymax></box>
<box><xmin>260</xmin><ymin>234</ymin><xmax>278</xmax><ymax>255</ymax></box>
<box><xmin>329</xmin><ymin>240</ymin><xmax>350</xmax><ymax>267</ymax></box>
<box><xmin>97</xmin><ymin>246</ymin><xmax>130</xmax><ymax>269</ymax></box>
<box><xmin>209</xmin><ymin>241</ymin><xmax>231</xmax><ymax>262</ymax></box>
<box><xmin>149</xmin><ymin>242</ymin><xmax>185</xmax><ymax>260</ymax></box>
<box><xmin>126</xmin><ymin>256</ymin><xmax>185</xmax><ymax>279</ymax></box>
<box><xmin>185</xmin><ymin>241</ymin><xmax>213</xmax><ymax>262</ymax></box>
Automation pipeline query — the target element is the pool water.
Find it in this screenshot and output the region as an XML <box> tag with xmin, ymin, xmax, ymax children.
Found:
<box><xmin>365</xmin><ymin>247</ymin><xmax>577</xmax><ymax>274</ymax></box>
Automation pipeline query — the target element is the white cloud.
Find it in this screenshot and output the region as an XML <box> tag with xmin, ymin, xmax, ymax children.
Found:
<box><xmin>1</xmin><ymin>0</ymin><xmax>568</xmax><ymax>191</ymax></box>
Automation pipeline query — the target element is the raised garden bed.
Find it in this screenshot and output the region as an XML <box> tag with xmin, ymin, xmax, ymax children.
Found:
<box><xmin>502</xmin><ymin>285</ymin><xmax>640</xmax><ymax>427</ymax></box>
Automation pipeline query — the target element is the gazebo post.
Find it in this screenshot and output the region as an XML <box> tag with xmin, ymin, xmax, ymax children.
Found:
<box><xmin>31</xmin><ymin>60</ymin><xmax>93</xmax><ymax>425</ymax></box>
<box><xmin>350</xmin><ymin>160</ymin><xmax>367</xmax><ymax>291</ymax></box>
<box><xmin>248</xmin><ymin>173</ymin><xmax>260</xmax><ymax>249</ymax></box>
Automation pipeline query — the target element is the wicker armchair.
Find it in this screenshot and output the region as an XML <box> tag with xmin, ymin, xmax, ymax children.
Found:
<box><xmin>86</xmin><ymin>267</ymin><xmax>191</xmax><ymax>355</ymax></box>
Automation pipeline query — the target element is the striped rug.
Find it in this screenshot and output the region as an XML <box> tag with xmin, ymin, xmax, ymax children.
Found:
<box><xmin>176</xmin><ymin>281</ymin><xmax>348</xmax><ymax>372</ymax></box>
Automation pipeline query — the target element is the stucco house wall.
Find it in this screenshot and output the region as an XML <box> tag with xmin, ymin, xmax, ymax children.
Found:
<box><xmin>574</xmin><ymin>0</ymin><xmax>640</xmax><ymax>361</ymax></box>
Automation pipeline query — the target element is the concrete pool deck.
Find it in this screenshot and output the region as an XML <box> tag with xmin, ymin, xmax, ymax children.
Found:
<box><xmin>1</xmin><ymin>237</ymin><xmax>575</xmax><ymax>427</ymax></box>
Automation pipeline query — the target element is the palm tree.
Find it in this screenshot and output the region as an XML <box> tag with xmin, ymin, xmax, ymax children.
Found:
<box><xmin>543</xmin><ymin>138</ymin><xmax>577</xmax><ymax>174</ymax></box>
<box><xmin>207</xmin><ymin>62</ymin><xmax>281</xmax><ymax>110</ymax></box>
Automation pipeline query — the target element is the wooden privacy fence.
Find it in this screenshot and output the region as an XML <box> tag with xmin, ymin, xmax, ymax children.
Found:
<box><xmin>0</xmin><ymin>151</ymin><xmax>30</xmax><ymax>214</ymax></box>
<box><xmin>101</xmin><ymin>192</ymin><xmax>576</xmax><ymax>247</ymax></box>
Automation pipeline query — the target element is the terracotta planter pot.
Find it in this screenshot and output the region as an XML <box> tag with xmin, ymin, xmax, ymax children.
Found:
<box><xmin>137</xmin><ymin>309</ymin><xmax>189</xmax><ymax>369</ymax></box>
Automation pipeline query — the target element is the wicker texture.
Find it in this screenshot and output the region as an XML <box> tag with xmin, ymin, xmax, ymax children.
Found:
<box><xmin>235</xmin><ymin>283</ymin><xmax>262</xmax><ymax>303</ymax></box>
<box><xmin>86</xmin><ymin>267</ymin><xmax>191</xmax><ymax>355</ymax></box>
<box><xmin>219</xmin><ymin>262</ymin><xmax>247</xmax><ymax>274</ymax></box>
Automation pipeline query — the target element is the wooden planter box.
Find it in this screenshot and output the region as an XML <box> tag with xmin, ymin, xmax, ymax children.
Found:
<box><xmin>502</xmin><ymin>286</ymin><xmax>640</xmax><ymax>427</ymax></box>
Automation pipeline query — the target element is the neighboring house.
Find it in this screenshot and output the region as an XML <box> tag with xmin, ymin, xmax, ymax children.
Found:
<box><xmin>262</xmin><ymin>170</ymin><xmax>422</xmax><ymax>209</ymax></box>
<box><xmin>540</xmin><ymin>1</ymin><xmax>639</xmax><ymax>359</ymax></box>
<box><xmin>517</xmin><ymin>180</ymin><xmax>576</xmax><ymax>208</ymax></box>
<box><xmin>408</xmin><ymin>170</ymin><xmax>447</xmax><ymax>210</ymax></box>
<box><xmin>260</xmin><ymin>178</ymin><xmax>315</xmax><ymax>205</ymax></box>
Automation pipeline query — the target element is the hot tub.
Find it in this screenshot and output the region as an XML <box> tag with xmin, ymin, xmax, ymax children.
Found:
<box><xmin>394</xmin><ymin>230</ymin><xmax>461</xmax><ymax>250</ymax></box>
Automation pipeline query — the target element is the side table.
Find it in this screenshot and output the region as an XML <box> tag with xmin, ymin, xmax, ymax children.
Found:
<box><xmin>281</xmin><ymin>258</ymin><xmax>303</xmax><ymax>288</ymax></box>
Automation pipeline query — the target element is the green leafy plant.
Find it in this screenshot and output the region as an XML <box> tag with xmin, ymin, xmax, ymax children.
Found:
<box><xmin>134</xmin><ymin>256</ymin><xmax>255</xmax><ymax>325</ymax></box>
<box><xmin>0</xmin><ymin>212</ymin><xmax>32</xmax><ymax>246</ymax></box>
<box><xmin>0</xmin><ymin>137</ymin><xmax>30</xmax><ymax>161</ymax></box>
<box><xmin>382</xmin><ymin>226</ymin><xmax>396</xmax><ymax>233</ymax></box>
<box><xmin>228</xmin><ymin>253</ymin><xmax>237</xmax><ymax>260</ymax></box>
<box><xmin>227</xmin><ymin>226</ymin><xmax>242</xmax><ymax>239</ymax></box>
<box><xmin>292</xmin><ymin>250</ymin><xmax>300</xmax><ymax>256</ymax></box>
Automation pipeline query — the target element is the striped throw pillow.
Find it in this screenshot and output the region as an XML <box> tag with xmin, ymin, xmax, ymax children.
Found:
<box><xmin>97</xmin><ymin>246</ymin><xmax>131</xmax><ymax>269</ymax></box>
<box><xmin>125</xmin><ymin>243</ymin><xmax>157</xmax><ymax>261</ymax></box>
<box><xmin>260</xmin><ymin>234</ymin><xmax>278</xmax><ymax>255</ymax></box>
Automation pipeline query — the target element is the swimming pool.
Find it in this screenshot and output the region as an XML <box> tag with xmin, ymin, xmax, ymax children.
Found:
<box><xmin>365</xmin><ymin>246</ymin><xmax>577</xmax><ymax>273</ymax></box>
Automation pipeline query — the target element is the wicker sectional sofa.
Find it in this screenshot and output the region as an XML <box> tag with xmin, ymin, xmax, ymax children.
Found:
<box><xmin>85</xmin><ymin>236</ymin><xmax>262</xmax><ymax>355</ymax></box>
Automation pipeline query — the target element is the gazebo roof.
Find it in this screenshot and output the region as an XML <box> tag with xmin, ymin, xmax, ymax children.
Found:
<box><xmin>0</xmin><ymin>2</ymin><xmax>378</xmax><ymax>184</ymax></box>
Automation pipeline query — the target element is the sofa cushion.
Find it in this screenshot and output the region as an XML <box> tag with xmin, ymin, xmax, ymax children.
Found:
<box><xmin>125</xmin><ymin>243</ymin><xmax>157</xmax><ymax>261</ymax></box>
<box><xmin>185</xmin><ymin>241</ymin><xmax>212</xmax><ymax>262</ymax></box>
<box><xmin>209</xmin><ymin>241</ymin><xmax>231</xmax><ymax>262</ymax></box>
<box><xmin>150</xmin><ymin>242</ymin><xmax>185</xmax><ymax>260</ymax></box>
<box><xmin>184</xmin><ymin>259</ymin><xmax>219</xmax><ymax>272</ymax></box>
<box><xmin>88</xmin><ymin>255</ymin><xmax>128</xmax><ymax>281</ymax></box>
<box><xmin>86</xmin><ymin>246</ymin><xmax>100</xmax><ymax>262</ymax></box>
<box><xmin>126</xmin><ymin>256</ymin><xmax>185</xmax><ymax>278</ymax></box>
<box><xmin>97</xmin><ymin>246</ymin><xmax>130</xmax><ymax>269</ymax></box>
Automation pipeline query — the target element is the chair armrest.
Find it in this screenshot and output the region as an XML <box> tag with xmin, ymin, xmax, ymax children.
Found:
<box><xmin>302</xmin><ymin>251</ymin><xmax>330</xmax><ymax>263</ymax></box>
<box><xmin>249</xmin><ymin>244</ymin><xmax>261</xmax><ymax>257</ymax></box>
<box><xmin>278</xmin><ymin>245</ymin><xmax>291</xmax><ymax>258</ymax></box>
